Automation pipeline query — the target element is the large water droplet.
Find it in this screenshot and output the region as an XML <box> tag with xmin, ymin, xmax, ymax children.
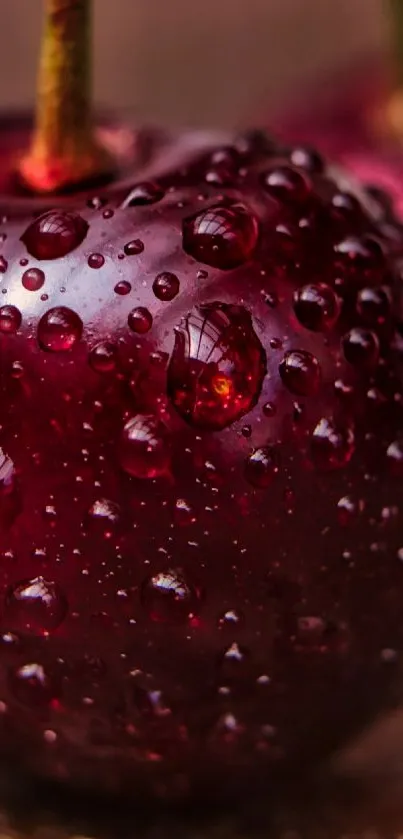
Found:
<box><xmin>0</xmin><ymin>305</ymin><xmax>21</xmax><ymax>333</ymax></box>
<box><xmin>311</xmin><ymin>418</ymin><xmax>355</xmax><ymax>470</ymax></box>
<box><xmin>183</xmin><ymin>203</ymin><xmax>259</xmax><ymax>269</ymax></box>
<box><xmin>244</xmin><ymin>446</ymin><xmax>280</xmax><ymax>488</ymax></box>
<box><xmin>128</xmin><ymin>307</ymin><xmax>153</xmax><ymax>334</ymax></box>
<box><xmin>22</xmin><ymin>267</ymin><xmax>45</xmax><ymax>291</ymax></box>
<box><xmin>153</xmin><ymin>272</ymin><xmax>180</xmax><ymax>301</ymax></box>
<box><xmin>124</xmin><ymin>239</ymin><xmax>144</xmax><ymax>256</ymax></box>
<box><xmin>342</xmin><ymin>328</ymin><xmax>380</xmax><ymax>368</ymax></box>
<box><xmin>88</xmin><ymin>253</ymin><xmax>105</xmax><ymax>269</ymax></box>
<box><xmin>140</xmin><ymin>567</ymin><xmax>202</xmax><ymax>624</ymax></box>
<box><xmin>8</xmin><ymin>661</ymin><xmax>61</xmax><ymax>707</ymax></box>
<box><xmin>167</xmin><ymin>302</ymin><xmax>266</xmax><ymax>430</ymax></box>
<box><xmin>89</xmin><ymin>341</ymin><xmax>117</xmax><ymax>373</ymax></box>
<box><xmin>119</xmin><ymin>415</ymin><xmax>170</xmax><ymax>479</ymax></box>
<box><xmin>21</xmin><ymin>210</ymin><xmax>88</xmax><ymax>260</ymax></box>
<box><xmin>293</xmin><ymin>283</ymin><xmax>340</xmax><ymax>332</ymax></box>
<box><xmin>5</xmin><ymin>576</ymin><xmax>68</xmax><ymax>634</ymax></box>
<box><xmin>279</xmin><ymin>349</ymin><xmax>320</xmax><ymax>396</ymax></box>
<box><xmin>37</xmin><ymin>306</ymin><xmax>83</xmax><ymax>352</ymax></box>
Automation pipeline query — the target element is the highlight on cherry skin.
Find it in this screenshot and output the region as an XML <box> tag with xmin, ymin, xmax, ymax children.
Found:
<box><xmin>0</xmin><ymin>126</ymin><xmax>402</xmax><ymax>799</ymax></box>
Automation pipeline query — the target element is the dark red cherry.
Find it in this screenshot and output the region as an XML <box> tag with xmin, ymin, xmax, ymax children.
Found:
<box><xmin>0</xmin><ymin>123</ymin><xmax>401</xmax><ymax>805</ymax></box>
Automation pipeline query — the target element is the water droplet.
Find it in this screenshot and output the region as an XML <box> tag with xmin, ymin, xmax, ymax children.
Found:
<box><xmin>5</xmin><ymin>576</ymin><xmax>68</xmax><ymax>634</ymax></box>
<box><xmin>21</xmin><ymin>210</ymin><xmax>88</xmax><ymax>260</ymax></box>
<box><xmin>167</xmin><ymin>302</ymin><xmax>266</xmax><ymax>430</ymax></box>
<box><xmin>11</xmin><ymin>360</ymin><xmax>24</xmax><ymax>379</ymax></box>
<box><xmin>102</xmin><ymin>208</ymin><xmax>114</xmax><ymax>219</ymax></box>
<box><xmin>279</xmin><ymin>349</ymin><xmax>321</xmax><ymax>396</ymax></box>
<box><xmin>342</xmin><ymin>328</ymin><xmax>379</xmax><ymax>368</ymax></box>
<box><xmin>114</xmin><ymin>280</ymin><xmax>131</xmax><ymax>296</ymax></box>
<box><xmin>0</xmin><ymin>256</ymin><xmax>8</xmax><ymax>273</ymax></box>
<box><xmin>89</xmin><ymin>341</ymin><xmax>117</xmax><ymax>373</ymax></box>
<box><xmin>337</xmin><ymin>495</ymin><xmax>364</xmax><ymax>525</ymax></box>
<box><xmin>8</xmin><ymin>661</ymin><xmax>61</xmax><ymax>707</ymax></box>
<box><xmin>0</xmin><ymin>449</ymin><xmax>20</xmax><ymax>529</ymax></box>
<box><xmin>119</xmin><ymin>414</ymin><xmax>170</xmax><ymax>479</ymax></box>
<box><xmin>386</xmin><ymin>439</ymin><xmax>403</xmax><ymax>476</ymax></box>
<box><xmin>128</xmin><ymin>306</ymin><xmax>153</xmax><ymax>334</ymax></box>
<box><xmin>356</xmin><ymin>286</ymin><xmax>391</xmax><ymax>326</ymax></box>
<box><xmin>290</xmin><ymin>146</ymin><xmax>324</xmax><ymax>173</ymax></box>
<box><xmin>153</xmin><ymin>272</ymin><xmax>180</xmax><ymax>301</ymax></box>
<box><xmin>174</xmin><ymin>497</ymin><xmax>195</xmax><ymax>526</ymax></box>
<box><xmin>311</xmin><ymin>418</ymin><xmax>355</xmax><ymax>470</ymax></box>
<box><xmin>124</xmin><ymin>239</ymin><xmax>144</xmax><ymax>256</ymax></box>
<box><xmin>87</xmin><ymin>498</ymin><xmax>120</xmax><ymax>532</ymax></box>
<box><xmin>87</xmin><ymin>196</ymin><xmax>105</xmax><ymax>209</ymax></box>
<box><xmin>123</xmin><ymin>182</ymin><xmax>164</xmax><ymax>207</ymax></box>
<box><xmin>293</xmin><ymin>283</ymin><xmax>340</xmax><ymax>332</ymax></box>
<box><xmin>333</xmin><ymin>235</ymin><xmax>385</xmax><ymax>283</ymax></box>
<box><xmin>38</xmin><ymin>306</ymin><xmax>83</xmax><ymax>352</ymax></box>
<box><xmin>183</xmin><ymin>203</ymin><xmax>259</xmax><ymax>269</ymax></box>
<box><xmin>22</xmin><ymin>267</ymin><xmax>45</xmax><ymax>291</ymax></box>
<box><xmin>244</xmin><ymin>446</ymin><xmax>280</xmax><ymax>488</ymax></box>
<box><xmin>88</xmin><ymin>252</ymin><xmax>105</xmax><ymax>269</ymax></box>
<box><xmin>217</xmin><ymin>609</ymin><xmax>244</xmax><ymax>630</ymax></box>
<box><xmin>140</xmin><ymin>567</ymin><xmax>202</xmax><ymax>624</ymax></box>
<box><xmin>262</xmin><ymin>401</ymin><xmax>276</xmax><ymax>418</ymax></box>
<box><xmin>0</xmin><ymin>305</ymin><xmax>21</xmax><ymax>333</ymax></box>
<box><xmin>262</xmin><ymin>165</ymin><xmax>309</xmax><ymax>202</ymax></box>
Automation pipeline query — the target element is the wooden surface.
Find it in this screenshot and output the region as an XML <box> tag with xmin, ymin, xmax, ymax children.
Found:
<box><xmin>0</xmin><ymin>0</ymin><xmax>387</xmax><ymax>128</ymax></box>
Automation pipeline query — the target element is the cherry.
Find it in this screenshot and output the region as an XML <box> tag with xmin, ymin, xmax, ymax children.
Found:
<box><xmin>0</xmin><ymin>121</ymin><xmax>402</xmax><ymax>810</ymax></box>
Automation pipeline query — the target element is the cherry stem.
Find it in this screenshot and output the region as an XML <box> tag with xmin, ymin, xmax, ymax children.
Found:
<box><xmin>17</xmin><ymin>0</ymin><xmax>114</xmax><ymax>194</ymax></box>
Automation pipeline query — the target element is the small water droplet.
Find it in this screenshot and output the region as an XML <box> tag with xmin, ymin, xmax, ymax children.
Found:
<box><xmin>87</xmin><ymin>196</ymin><xmax>105</xmax><ymax>209</ymax></box>
<box><xmin>102</xmin><ymin>208</ymin><xmax>114</xmax><ymax>219</ymax></box>
<box><xmin>0</xmin><ymin>256</ymin><xmax>8</xmax><ymax>273</ymax></box>
<box><xmin>22</xmin><ymin>267</ymin><xmax>45</xmax><ymax>291</ymax></box>
<box><xmin>114</xmin><ymin>280</ymin><xmax>131</xmax><ymax>296</ymax></box>
<box><xmin>279</xmin><ymin>349</ymin><xmax>320</xmax><ymax>396</ymax></box>
<box><xmin>38</xmin><ymin>306</ymin><xmax>83</xmax><ymax>352</ymax></box>
<box><xmin>8</xmin><ymin>661</ymin><xmax>61</xmax><ymax>707</ymax></box>
<box><xmin>21</xmin><ymin>210</ymin><xmax>88</xmax><ymax>260</ymax></box>
<box><xmin>11</xmin><ymin>360</ymin><xmax>24</xmax><ymax>379</ymax></box>
<box><xmin>293</xmin><ymin>283</ymin><xmax>340</xmax><ymax>332</ymax></box>
<box><xmin>262</xmin><ymin>401</ymin><xmax>276</xmax><ymax>418</ymax></box>
<box><xmin>123</xmin><ymin>182</ymin><xmax>164</xmax><ymax>207</ymax></box>
<box><xmin>183</xmin><ymin>203</ymin><xmax>259</xmax><ymax>269</ymax></box>
<box><xmin>153</xmin><ymin>272</ymin><xmax>180</xmax><ymax>301</ymax></box>
<box><xmin>262</xmin><ymin>165</ymin><xmax>309</xmax><ymax>202</ymax></box>
<box><xmin>0</xmin><ymin>305</ymin><xmax>21</xmax><ymax>333</ymax></box>
<box><xmin>89</xmin><ymin>341</ymin><xmax>117</xmax><ymax>373</ymax></box>
<box><xmin>128</xmin><ymin>307</ymin><xmax>153</xmax><ymax>334</ymax></box>
<box><xmin>311</xmin><ymin>418</ymin><xmax>355</xmax><ymax>470</ymax></box>
<box><xmin>337</xmin><ymin>495</ymin><xmax>364</xmax><ymax>525</ymax></box>
<box><xmin>124</xmin><ymin>239</ymin><xmax>144</xmax><ymax>256</ymax></box>
<box><xmin>140</xmin><ymin>567</ymin><xmax>202</xmax><ymax>624</ymax></box>
<box><xmin>88</xmin><ymin>252</ymin><xmax>105</xmax><ymax>269</ymax></box>
<box><xmin>244</xmin><ymin>446</ymin><xmax>280</xmax><ymax>488</ymax></box>
<box><xmin>342</xmin><ymin>328</ymin><xmax>379</xmax><ymax>368</ymax></box>
<box><xmin>217</xmin><ymin>608</ymin><xmax>244</xmax><ymax>630</ymax></box>
<box><xmin>174</xmin><ymin>498</ymin><xmax>195</xmax><ymax>526</ymax></box>
<box><xmin>5</xmin><ymin>576</ymin><xmax>68</xmax><ymax>634</ymax></box>
<box><xmin>386</xmin><ymin>439</ymin><xmax>403</xmax><ymax>476</ymax></box>
<box><xmin>119</xmin><ymin>414</ymin><xmax>170</xmax><ymax>479</ymax></box>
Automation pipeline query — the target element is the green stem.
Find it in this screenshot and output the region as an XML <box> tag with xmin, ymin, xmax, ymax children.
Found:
<box><xmin>18</xmin><ymin>0</ymin><xmax>113</xmax><ymax>194</ymax></box>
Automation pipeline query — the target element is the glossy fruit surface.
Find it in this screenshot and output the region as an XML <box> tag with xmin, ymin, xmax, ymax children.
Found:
<box><xmin>0</xmin><ymin>116</ymin><xmax>402</xmax><ymax>804</ymax></box>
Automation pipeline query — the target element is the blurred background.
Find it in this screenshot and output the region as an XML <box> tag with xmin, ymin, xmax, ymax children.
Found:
<box><xmin>0</xmin><ymin>0</ymin><xmax>389</xmax><ymax>128</ymax></box>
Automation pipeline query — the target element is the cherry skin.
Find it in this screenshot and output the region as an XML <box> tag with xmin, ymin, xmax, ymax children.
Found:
<box><xmin>0</xmin><ymin>121</ymin><xmax>402</xmax><ymax>807</ymax></box>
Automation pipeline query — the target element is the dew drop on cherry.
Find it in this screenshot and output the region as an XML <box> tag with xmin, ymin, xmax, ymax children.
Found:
<box><xmin>293</xmin><ymin>283</ymin><xmax>340</xmax><ymax>332</ymax></box>
<box><xmin>217</xmin><ymin>609</ymin><xmax>244</xmax><ymax>630</ymax></box>
<box><xmin>183</xmin><ymin>203</ymin><xmax>259</xmax><ymax>269</ymax></box>
<box><xmin>0</xmin><ymin>305</ymin><xmax>21</xmax><ymax>333</ymax></box>
<box><xmin>386</xmin><ymin>439</ymin><xmax>403</xmax><ymax>477</ymax></box>
<box><xmin>244</xmin><ymin>446</ymin><xmax>280</xmax><ymax>488</ymax></box>
<box><xmin>279</xmin><ymin>349</ymin><xmax>321</xmax><ymax>396</ymax></box>
<box><xmin>311</xmin><ymin>418</ymin><xmax>355</xmax><ymax>471</ymax></box>
<box><xmin>38</xmin><ymin>307</ymin><xmax>83</xmax><ymax>352</ymax></box>
<box><xmin>21</xmin><ymin>210</ymin><xmax>88</xmax><ymax>260</ymax></box>
<box><xmin>153</xmin><ymin>272</ymin><xmax>180</xmax><ymax>301</ymax></box>
<box><xmin>88</xmin><ymin>253</ymin><xmax>105</xmax><ymax>269</ymax></box>
<box><xmin>123</xmin><ymin>182</ymin><xmax>164</xmax><ymax>207</ymax></box>
<box><xmin>262</xmin><ymin>165</ymin><xmax>309</xmax><ymax>202</ymax></box>
<box><xmin>89</xmin><ymin>342</ymin><xmax>118</xmax><ymax>373</ymax></box>
<box><xmin>4</xmin><ymin>576</ymin><xmax>68</xmax><ymax>634</ymax></box>
<box><xmin>0</xmin><ymin>256</ymin><xmax>8</xmax><ymax>273</ymax></box>
<box><xmin>22</xmin><ymin>267</ymin><xmax>45</xmax><ymax>291</ymax></box>
<box><xmin>140</xmin><ymin>567</ymin><xmax>202</xmax><ymax>624</ymax></box>
<box><xmin>8</xmin><ymin>661</ymin><xmax>61</xmax><ymax>707</ymax></box>
<box><xmin>356</xmin><ymin>286</ymin><xmax>391</xmax><ymax>326</ymax></box>
<box><xmin>337</xmin><ymin>495</ymin><xmax>364</xmax><ymax>525</ymax></box>
<box><xmin>289</xmin><ymin>146</ymin><xmax>324</xmax><ymax>173</ymax></box>
<box><xmin>128</xmin><ymin>307</ymin><xmax>153</xmax><ymax>334</ymax></box>
<box><xmin>167</xmin><ymin>302</ymin><xmax>266</xmax><ymax>430</ymax></box>
<box><xmin>114</xmin><ymin>280</ymin><xmax>132</xmax><ymax>296</ymax></box>
<box><xmin>124</xmin><ymin>239</ymin><xmax>144</xmax><ymax>256</ymax></box>
<box><xmin>119</xmin><ymin>415</ymin><xmax>170</xmax><ymax>479</ymax></box>
<box><xmin>342</xmin><ymin>328</ymin><xmax>380</xmax><ymax>368</ymax></box>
